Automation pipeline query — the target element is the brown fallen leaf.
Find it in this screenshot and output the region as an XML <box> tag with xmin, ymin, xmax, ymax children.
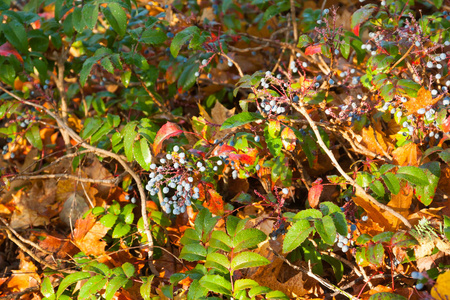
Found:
<box><xmin>392</xmin><ymin>142</ymin><xmax>421</xmax><ymax>166</ymax></box>
<box><xmin>403</xmin><ymin>87</ymin><xmax>442</xmax><ymax>115</ymax></box>
<box><xmin>72</xmin><ymin>213</ymin><xmax>109</xmax><ymax>256</ymax></box>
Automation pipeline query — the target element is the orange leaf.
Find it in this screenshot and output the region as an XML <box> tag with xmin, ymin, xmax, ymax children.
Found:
<box><xmin>308</xmin><ymin>182</ymin><xmax>323</xmax><ymax>208</ymax></box>
<box><xmin>392</xmin><ymin>142</ymin><xmax>421</xmax><ymax>166</ymax></box>
<box><xmin>153</xmin><ymin>122</ymin><xmax>183</xmax><ymax>155</ymax></box>
<box><xmin>281</xmin><ymin>127</ymin><xmax>296</xmax><ymax>151</ymax></box>
<box><xmin>204</xmin><ymin>189</ymin><xmax>224</xmax><ymax>215</ymax></box>
<box><xmin>403</xmin><ymin>87</ymin><xmax>442</xmax><ymax>115</ymax></box>
<box><xmin>360</xmin><ymin>126</ymin><xmax>392</xmax><ymax>157</ymax></box>
<box><xmin>73</xmin><ymin>213</ymin><xmax>109</xmax><ymax>256</ymax></box>
<box><xmin>305</xmin><ymin>44</ymin><xmax>322</xmax><ymax>56</ymax></box>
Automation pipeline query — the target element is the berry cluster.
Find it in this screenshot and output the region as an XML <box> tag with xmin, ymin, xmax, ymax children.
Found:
<box><xmin>411</xmin><ymin>271</ymin><xmax>425</xmax><ymax>290</ymax></box>
<box><xmin>335</xmin><ymin>232</ymin><xmax>352</xmax><ymax>253</ymax></box>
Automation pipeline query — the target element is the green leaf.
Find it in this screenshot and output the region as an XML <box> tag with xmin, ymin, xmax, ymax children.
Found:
<box><xmin>231</xmin><ymin>251</ymin><xmax>270</xmax><ymax>271</ymax></box>
<box><xmin>91</xmin><ymin>122</ymin><xmax>112</xmax><ymax>144</ymax></box>
<box><xmin>122</xmin><ymin>121</ymin><xmax>138</xmax><ymax>162</ymax></box>
<box><xmin>79</xmin><ymin>275</ymin><xmax>107</xmax><ymax>300</ymax></box>
<box><xmin>56</xmin><ymin>272</ymin><xmax>91</xmax><ymax>298</ymax></box>
<box><xmin>199</xmin><ymin>275</ymin><xmax>232</xmax><ymax>296</ymax></box>
<box><xmin>368</xmin><ymin>243</ymin><xmax>384</xmax><ymax>266</ymax></box>
<box><xmin>331</xmin><ymin>212</ymin><xmax>348</xmax><ymax>236</ymax></box>
<box><xmin>25</xmin><ymin>124</ymin><xmax>43</xmax><ymax>150</ymax></box>
<box><xmin>233</xmin><ymin>228</ymin><xmax>267</xmax><ymax>253</ymax></box>
<box><xmin>122</xmin><ymin>262</ymin><xmax>135</xmax><ymax>278</ymax></box>
<box><xmin>2</xmin><ymin>20</ymin><xmax>28</xmax><ymax>53</ymax></box>
<box><xmin>194</xmin><ymin>209</ymin><xmax>219</xmax><ymax>243</ymax></box>
<box><xmin>100</xmin><ymin>214</ymin><xmax>118</xmax><ymax>228</ymax></box>
<box><xmin>322</xmin><ymin>255</ymin><xmax>344</xmax><ymax>282</ymax></box>
<box><xmin>390</xmin><ymin>231</ymin><xmax>418</xmax><ymax>247</ymax></box>
<box><xmin>234</xmin><ymin>279</ymin><xmax>259</xmax><ymax>291</ymax></box>
<box><xmin>41</xmin><ymin>277</ymin><xmax>55</xmax><ymax>298</ymax></box>
<box><xmin>103</xmin><ymin>3</ymin><xmax>127</xmax><ymax>37</ymax></box>
<box><xmin>141</xmin><ymin>29</ymin><xmax>167</xmax><ymax>45</ymax></box>
<box><xmin>297</xmin><ymin>34</ymin><xmax>313</xmax><ymax>48</ymax></box>
<box><xmin>372</xmin><ymin>232</ymin><xmax>394</xmax><ymax>243</ymax></box>
<box><xmin>72</xmin><ymin>6</ymin><xmax>84</xmax><ymax>32</ymax></box>
<box><xmin>370</xmin><ymin>180</ymin><xmax>385</xmax><ymax>198</ymax></box>
<box><xmin>209</xmin><ymin>231</ymin><xmax>232</xmax><ymax>252</ymax></box>
<box><xmin>187</xmin><ymin>279</ymin><xmax>208</xmax><ymax>300</ymax></box>
<box><xmin>170</xmin><ymin>26</ymin><xmax>200</xmax><ymax>58</ymax></box>
<box><xmin>80</xmin><ymin>57</ymin><xmax>98</xmax><ymax>86</ymax></box>
<box><xmin>444</xmin><ymin>216</ymin><xmax>450</xmax><ymax>241</ymax></box>
<box><xmin>226</xmin><ymin>216</ymin><xmax>248</xmax><ymax>238</ymax></box>
<box><xmin>314</xmin><ymin>215</ymin><xmax>336</xmax><ymax>245</ymax></box>
<box><xmin>221</xmin><ymin>112</ymin><xmax>264</xmax><ymax>130</ymax></box>
<box><xmin>261</xmin><ymin>5</ymin><xmax>280</xmax><ymax>25</ymax></box>
<box><xmin>133</xmin><ymin>139</ymin><xmax>152</xmax><ymax>171</ymax></box>
<box><xmin>180</xmin><ymin>243</ymin><xmax>207</xmax><ymax>261</ymax></box>
<box><xmin>368</xmin><ymin>292</ymin><xmax>407</xmax><ymax>300</ymax></box>
<box><xmin>205</xmin><ymin>253</ymin><xmax>230</xmax><ymax>272</ymax></box>
<box><xmin>121</xmin><ymin>71</ymin><xmax>131</xmax><ymax>88</ymax></box>
<box><xmin>178</xmin><ymin>63</ymin><xmax>199</xmax><ymax>91</ymax></box>
<box><xmin>180</xmin><ymin>228</ymin><xmax>201</xmax><ymax>245</ymax></box>
<box><xmin>100</xmin><ymin>57</ymin><xmax>114</xmax><ymax>74</ymax></box>
<box><xmin>104</xmin><ymin>275</ymin><xmax>129</xmax><ymax>300</ymax></box>
<box><xmin>293</xmin><ymin>209</ymin><xmax>322</xmax><ymax>220</ymax></box>
<box><xmin>414</xmin><ymin>162</ymin><xmax>440</xmax><ymax>206</ymax></box>
<box><xmin>112</xmin><ymin>222</ymin><xmax>131</xmax><ymax>238</ymax></box>
<box><xmin>319</xmin><ymin>202</ymin><xmax>341</xmax><ymax>215</ymax></box>
<box><xmin>140</xmin><ymin>276</ymin><xmax>155</xmax><ymax>300</ymax></box>
<box><xmin>382</xmin><ymin>173</ymin><xmax>400</xmax><ymax>195</ymax></box>
<box><xmin>351</xmin><ymin>4</ymin><xmax>377</xmax><ymax>30</ymax></box>
<box><xmin>396</xmin><ymin>166</ymin><xmax>429</xmax><ymax>186</ymax></box>
<box><xmin>266</xmin><ymin>290</ymin><xmax>289</xmax><ymax>300</ymax></box>
<box><xmin>82</xmin><ymin>4</ymin><xmax>98</xmax><ymax>30</ymax></box>
<box><xmin>283</xmin><ymin>219</ymin><xmax>313</xmax><ymax>253</ymax></box>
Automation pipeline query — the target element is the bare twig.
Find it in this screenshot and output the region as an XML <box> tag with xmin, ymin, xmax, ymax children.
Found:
<box><xmin>271</xmin><ymin>248</ymin><xmax>357</xmax><ymax>299</ymax></box>
<box><xmin>0</xmin><ymin>217</ymin><xmax>53</xmax><ymax>256</ymax></box>
<box><xmin>292</xmin><ymin>102</ymin><xmax>412</xmax><ymax>229</ymax></box>
<box><xmin>0</xmin><ymin>85</ymin><xmax>159</xmax><ymax>274</ymax></box>
<box><xmin>10</xmin><ymin>174</ymin><xmax>119</xmax><ymax>184</ymax></box>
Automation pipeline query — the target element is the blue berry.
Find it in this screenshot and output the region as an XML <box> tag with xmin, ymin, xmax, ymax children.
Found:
<box><xmin>342</xmin><ymin>245</ymin><xmax>349</xmax><ymax>253</ymax></box>
<box><xmin>293</xmin><ymin>95</ymin><xmax>299</xmax><ymax>103</ymax></box>
<box><xmin>254</xmin><ymin>135</ymin><xmax>260</xmax><ymax>142</ymax></box>
<box><xmin>131</xmin><ymin>197</ymin><xmax>136</xmax><ymax>203</ymax></box>
<box><xmin>282</xmin><ymin>188</ymin><xmax>289</xmax><ymax>195</ymax></box>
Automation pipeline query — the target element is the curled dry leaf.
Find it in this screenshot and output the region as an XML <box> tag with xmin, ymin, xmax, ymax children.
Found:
<box><xmin>72</xmin><ymin>213</ymin><xmax>109</xmax><ymax>256</ymax></box>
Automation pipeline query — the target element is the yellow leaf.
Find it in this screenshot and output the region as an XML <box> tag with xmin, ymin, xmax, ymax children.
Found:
<box><xmin>431</xmin><ymin>270</ymin><xmax>450</xmax><ymax>299</ymax></box>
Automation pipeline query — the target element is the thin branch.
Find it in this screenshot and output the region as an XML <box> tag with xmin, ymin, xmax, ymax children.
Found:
<box><xmin>0</xmin><ymin>85</ymin><xmax>159</xmax><ymax>274</ymax></box>
<box><xmin>271</xmin><ymin>248</ymin><xmax>357</xmax><ymax>300</ymax></box>
<box><xmin>10</xmin><ymin>174</ymin><xmax>120</xmax><ymax>184</ymax></box>
<box><xmin>292</xmin><ymin>102</ymin><xmax>412</xmax><ymax>229</ymax></box>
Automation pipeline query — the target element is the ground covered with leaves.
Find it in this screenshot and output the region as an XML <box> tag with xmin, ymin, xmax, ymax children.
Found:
<box><xmin>1</xmin><ymin>0</ymin><xmax>450</xmax><ymax>299</ymax></box>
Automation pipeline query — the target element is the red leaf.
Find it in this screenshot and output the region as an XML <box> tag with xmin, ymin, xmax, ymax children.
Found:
<box><xmin>308</xmin><ymin>178</ymin><xmax>323</xmax><ymax>208</ymax></box>
<box><xmin>214</xmin><ymin>144</ymin><xmax>237</xmax><ymax>156</ymax></box>
<box><xmin>442</xmin><ymin>115</ymin><xmax>450</xmax><ymax>132</ymax></box>
<box><xmin>188</xmin><ymin>149</ymin><xmax>205</xmax><ymax>158</ymax></box>
<box><xmin>228</xmin><ymin>153</ymin><xmax>255</xmax><ymax>165</ymax></box>
<box><xmin>204</xmin><ymin>189</ymin><xmax>224</xmax><ymax>215</ymax></box>
<box><xmin>153</xmin><ymin>122</ymin><xmax>183</xmax><ymax>155</ymax></box>
<box><xmin>305</xmin><ymin>44</ymin><xmax>322</xmax><ymax>56</ymax></box>
<box><xmin>352</xmin><ymin>23</ymin><xmax>361</xmax><ymax>36</ymax></box>
<box><xmin>0</xmin><ymin>43</ymin><xmax>23</xmax><ymax>62</ymax></box>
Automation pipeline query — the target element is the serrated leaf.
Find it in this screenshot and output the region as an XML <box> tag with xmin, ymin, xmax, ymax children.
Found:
<box><xmin>199</xmin><ymin>275</ymin><xmax>232</xmax><ymax>296</ymax></box>
<box><xmin>205</xmin><ymin>253</ymin><xmax>230</xmax><ymax>271</ymax></box>
<box><xmin>82</xmin><ymin>4</ymin><xmax>98</xmax><ymax>30</ymax></box>
<box><xmin>234</xmin><ymin>279</ymin><xmax>259</xmax><ymax>291</ymax></box>
<box><xmin>2</xmin><ymin>20</ymin><xmax>28</xmax><ymax>53</ymax></box>
<box><xmin>100</xmin><ymin>214</ymin><xmax>118</xmax><ymax>228</ymax></box>
<box><xmin>331</xmin><ymin>212</ymin><xmax>348</xmax><ymax>236</ymax></box>
<box><xmin>103</xmin><ymin>3</ymin><xmax>127</xmax><ymax>37</ymax></box>
<box><xmin>293</xmin><ymin>209</ymin><xmax>322</xmax><ymax>220</ymax></box>
<box><xmin>141</xmin><ymin>29</ymin><xmax>167</xmax><ymax>45</ymax></box>
<box><xmin>104</xmin><ymin>275</ymin><xmax>129</xmax><ymax>300</ymax></box>
<box><xmin>231</xmin><ymin>251</ymin><xmax>270</xmax><ymax>271</ymax></box>
<box><xmin>351</xmin><ymin>4</ymin><xmax>377</xmax><ymax>30</ymax></box>
<box><xmin>72</xmin><ymin>6</ymin><xmax>84</xmax><ymax>32</ymax></box>
<box><xmin>140</xmin><ymin>276</ymin><xmax>155</xmax><ymax>300</ymax></box>
<box><xmin>233</xmin><ymin>228</ymin><xmax>267</xmax><ymax>253</ymax></box>
<box><xmin>210</xmin><ymin>230</ymin><xmax>232</xmax><ymax>251</ymax></box>
<box><xmin>283</xmin><ymin>219</ymin><xmax>313</xmax><ymax>253</ymax></box>
<box><xmin>314</xmin><ymin>215</ymin><xmax>336</xmax><ymax>245</ymax></box>
<box><xmin>382</xmin><ymin>172</ymin><xmax>400</xmax><ymax>195</ymax></box>
<box><xmin>178</xmin><ymin>63</ymin><xmax>199</xmax><ymax>91</ymax></box>
<box><xmin>100</xmin><ymin>57</ymin><xmax>114</xmax><ymax>74</ymax></box>
<box><xmin>91</xmin><ymin>122</ymin><xmax>112</xmax><ymax>144</ymax></box>
<box><xmin>221</xmin><ymin>112</ymin><xmax>264</xmax><ymax>130</ymax></box>
<box><xmin>170</xmin><ymin>26</ymin><xmax>200</xmax><ymax>58</ymax></box>
<box><xmin>56</xmin><ymin>272</ymin><xmax>91</xmax><ymax>298</ymax></box>
<box><xmin>79</xmin><ymin>275</ymin><xmax>107</xmax><ymax>300</ymax></box>
<box><xmin>370</xmin><ymin>180</ymin><xmax>385</xmax><ymax>198</ymax></box>
<box><xmin>414</xmin><ymin>162</ymin><xmax>440</xmax><ymax>206</ymax></box>
<box><xmin>180</xmin><ymin>243</ymin><xmax>206</xmax><ymax>261</ymax></box>
<box><xmin>368</xmin><ymin>292</ymin><xmax>407</xmax><ymax>300</ymax></box>
<box><xmin>396</xmin><ymin>166</ymin><xmax>429</xmax><ymax>186</ymax></box>
<box><xmin>80</xmin><ymin>57</ymin><xmax>98</xmax><ymax>86</ymax></box>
